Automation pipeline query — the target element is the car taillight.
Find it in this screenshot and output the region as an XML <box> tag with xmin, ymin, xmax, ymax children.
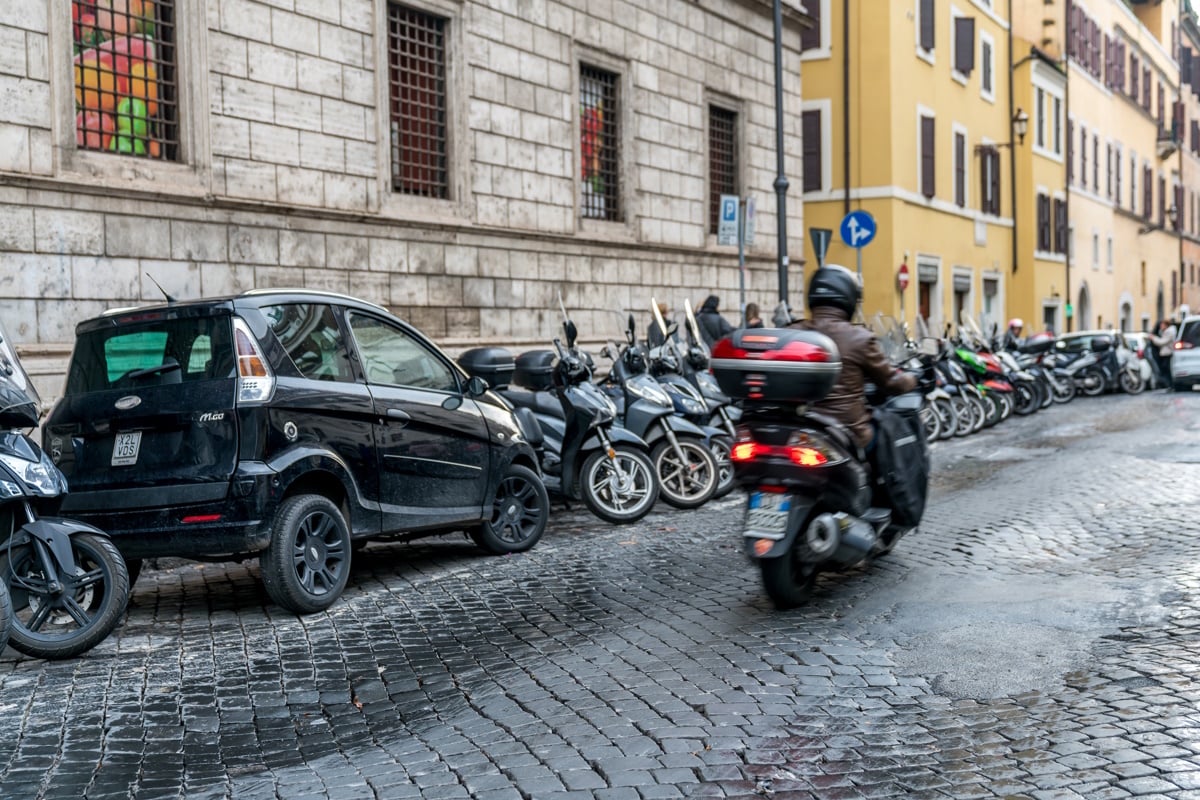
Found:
<box><xmin>232</xmin><ymin>317</ymin><xmax>275</xmax><ymax>404</ymax></box>
<box><xmin>1175</xmin><ymin>341</ymin><xmax>1194</xmax><ymax>350</ymax></box>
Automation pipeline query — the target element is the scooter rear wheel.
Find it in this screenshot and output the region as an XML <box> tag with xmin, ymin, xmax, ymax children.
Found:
<box><xmin>1</xmin><ymin>532</ymin><xmax>129</xmax><ymax>660</ymax></box>
<box><xmin>759</xmin><ymin>553</ymin><xmax>820</xmax><ymax>610</ymax></box>
<box><xmin>0</xmin><ymin>580</ymin><xmax>10</xmax><ymax>656</ymax></box>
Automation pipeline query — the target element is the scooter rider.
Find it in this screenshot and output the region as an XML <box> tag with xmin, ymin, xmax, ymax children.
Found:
<box><xmin>788</xmin><ymin>265</ymin><xmax>919</xmax><ymax>451</ymax></box>
<box><xmin>1002</xmin><ymin>318</ymin><xmax>1025</xmax><ymax>352</ymax></box>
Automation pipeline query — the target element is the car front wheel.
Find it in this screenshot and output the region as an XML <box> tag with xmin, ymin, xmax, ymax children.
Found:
<box><xmin>472</xmin><ymin>464</ymin><xmax>549</xmax><ymax>554</ymax></box>
<box><xmin>261</xmin><ymin>495</ymin><xmax>351</xmax><ymax>615</ymax></box>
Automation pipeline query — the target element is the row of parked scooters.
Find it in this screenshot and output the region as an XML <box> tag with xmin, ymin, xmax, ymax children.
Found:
<box><xmin>905</xmin><ymin>313</ymin><xmax>1147</xmax><ymax>442</ymax></box>
<box><xmin>458</xmin><ymin>299</ymin><xmax>740</xmax><ymax>527</ymax></box>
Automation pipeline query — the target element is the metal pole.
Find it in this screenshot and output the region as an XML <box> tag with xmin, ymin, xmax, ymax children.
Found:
<box><xmin>773</xmin><ymin>0</ymin><xmax>790</xmax><ymax>306</ymax></box>
<box><xmin>738</xmin><ymin>198</ymin><xmax>747</xmax><ymax>325</ymax></box>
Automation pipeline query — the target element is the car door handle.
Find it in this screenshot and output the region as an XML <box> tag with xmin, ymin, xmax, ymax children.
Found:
<box><xmin>386</xmin><ymin>408</ymin><xmax>411</xmax><ymax>424</ymax></box>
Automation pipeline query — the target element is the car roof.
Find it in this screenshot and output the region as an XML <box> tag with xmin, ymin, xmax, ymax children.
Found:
<box><xmin>81</xmin><ymin>289</ymin><xmax>392</xmax><ymax>332</ymax></box>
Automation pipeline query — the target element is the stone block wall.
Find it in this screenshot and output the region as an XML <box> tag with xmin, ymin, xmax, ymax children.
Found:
<box><xmin>1</xmin><ymin>0</ymin><xmax>806</xmax><ymax>398</ymax></box>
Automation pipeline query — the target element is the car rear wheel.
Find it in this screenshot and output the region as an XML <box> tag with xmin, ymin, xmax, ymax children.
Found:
<box><xmin>471</xmin><ymin>464</ymin><xmax>548</xmax><ymax>554</ymax></box>
<box><xmin>261</xmin><ymin>495</ymin><xmax>351</xmax><ymax>615</ymax></box>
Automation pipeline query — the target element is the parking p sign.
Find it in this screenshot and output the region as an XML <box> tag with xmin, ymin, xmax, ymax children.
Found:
<box><xmin>718</xmin><ymin>194</ymin><xmax>739</xmax><ymax>246</ymax></box>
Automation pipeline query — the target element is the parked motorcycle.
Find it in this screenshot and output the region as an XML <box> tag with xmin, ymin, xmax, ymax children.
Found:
<box><xmin>0</xmin><ymin>321</ymin><xmax>129</xmax><ymax>659</ymax></box>
<box><xmin>599</xmin><ymin>314</ymin><xmax>719</xmax><ymax>510</ymax></box>
<box><xmin>717</xmin><ymin>320</ymin><xmax>931</xmax><ymax>609</ymax></box>
<box><xmin>645</xmin><ymin>300</ymin><xmax>735</xmax><ymax>498</ymax></box>
<box><xmin>459</xmin><ymin>312</ymin><xmax>659</xmax><ymax>525</ymax></box>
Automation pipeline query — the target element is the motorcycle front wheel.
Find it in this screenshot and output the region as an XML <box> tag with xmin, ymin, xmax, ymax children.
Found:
<box><xmin>1</xmin><ymin>532</ymin><xmax>129</xmax><ymax>660</ymax></box>
<box><xmin>1050</xmin><ymin>375</ymin><xmax>1075</xmax><ymax>404</ymax></box>
<box><xmin>1078</xmin><ymin>368</ymin><xmax>1106</xmax><ymax>397</ymax></box>
<box><xmin>710</xmin><ymin>437</ymin><xmax>736</xmax><ymax>499</ymax></box>
<box><xmin>0</xmin><ymin>580</ymin><xmax>10</xmax><ymax>655</ymax></box>
<box><xmin>651</xmin><ymin>437</ymin><xmax>718</xmax><ymax>509</ymax></box>
<box><xmin>1119</xmin><ymin>369</ymin><xmax>1145</xmax><ymax>394</ymax></box>
<box><xmin>579</xmin><ymin>445</ymin><xmax>659</xmax><ymax>524</ymax></box>
<box><xmin>919</xmin><ymin>399</ymin><xmax>942</xmax><ymax>441</ymax></box>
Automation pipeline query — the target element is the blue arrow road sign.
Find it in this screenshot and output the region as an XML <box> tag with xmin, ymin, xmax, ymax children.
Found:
<box><xmin>840</xmin><ymin>210</ymin><xmax>877</xmax><ymax>249</ymax></box>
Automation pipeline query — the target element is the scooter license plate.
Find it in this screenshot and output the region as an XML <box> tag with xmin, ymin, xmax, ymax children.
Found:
<box><xmin>111</xmin><ymin>431</ymin><xmax>142</xmax><ymax>466</ymax></box>
<box><xmin>744</xmin><ymin>492</ymin><xmax>790</xmax><ymax>539</ymax></box>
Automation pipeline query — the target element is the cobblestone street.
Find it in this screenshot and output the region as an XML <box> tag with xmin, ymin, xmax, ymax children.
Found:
<box><xmin>2</xmin><ymin>392</ymin><xmax>1200</xmax><ymax>799</ymax></box>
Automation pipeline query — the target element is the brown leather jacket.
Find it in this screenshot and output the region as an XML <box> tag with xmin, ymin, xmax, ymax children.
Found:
<box><xmin>789</xmin><ymin>306</ymin><xmax>917</xmax><ymax>448</ymax></box>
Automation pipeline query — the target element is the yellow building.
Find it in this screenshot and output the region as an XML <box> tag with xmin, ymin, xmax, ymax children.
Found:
<box><xmin>1065</xmin><ymin>0</ymin><xmax>1183</xmax><ymax>333</ymax></box>
<box><xmin>800</xmin><ymin>0</ymin><xmax>1017</xmax><ymax>332</ymax></box>
<box><xmin>1181</xmin><ymin>3</ymin><xmax>1200</xmax><ymax>314</ymax></box>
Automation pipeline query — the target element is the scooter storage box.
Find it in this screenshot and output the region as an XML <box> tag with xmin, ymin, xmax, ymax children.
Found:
<box><xmin>458</xmin><ymin>347</ymin><xmax>515</xmax><ymax>388</ymax></box>
<box><xmin>513</xmin><ymin>350</ymin><xmax>556</xmax><ymax>391</ymax></box>
<box><xmin>710</xmin><ymin>328</ymin><xmax>841</xmax><ymax>403</ymax></box>
<box><xmin>1017</xmin><ymin>332</ymin><xmax>1055</xmax><ymax>355</ymax></box>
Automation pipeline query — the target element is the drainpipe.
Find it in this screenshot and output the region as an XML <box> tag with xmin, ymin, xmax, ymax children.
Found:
<box><xmin>1009</xmin><ymin>0</ymin><xmax>1018</xmax><ymax>281</ymax></box>
<box><xmin>1063</xmin><ymin>2</ymin><xmax>1072</xmax><ymax>333</ymax></box>
<box><xmin>842</xmin><ymin>0</ymin><xmax>851</xmax><ymax>217</ymax></box>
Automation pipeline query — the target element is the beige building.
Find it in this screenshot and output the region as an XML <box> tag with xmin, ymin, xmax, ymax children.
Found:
<box><xmin>1181</xmin><ymin>3</ymin><xmax>1200</xmax><ymax>315</ymax></box>
<box><xmin>0</xmin><ymin>0</ymin><xmax>808</xmax><ymax>399</ymax></box>
<box><xmin>1066</xmin><ymin>0</ymin><xmax>1183</xmax><ymax>333</ymax></box>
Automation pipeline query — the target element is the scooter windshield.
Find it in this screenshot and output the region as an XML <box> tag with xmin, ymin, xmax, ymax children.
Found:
<box><xmin>870</xmin><ymin>313</ymin><xmax>908</xmax><ymax>366</ymax></box>
<box><xmin>0</xmin><ymin>319</ymin><xmax>42</xmax><ymax>424</ymax></box>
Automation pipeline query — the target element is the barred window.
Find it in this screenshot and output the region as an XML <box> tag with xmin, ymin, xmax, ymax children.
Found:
<box><xmin>708</xmin><ymin>106</ymin><xmax>738</xmax><ymax>234</ymax></box>
<box><xmin>388</xmin><ymin>4</ymin><xmax>448</xmax><ymax>199</ymax></box>
<box><xmin>72</xmin><ymin>0</ymin><xmax>179</xmax><ymax>161</ymax></box>
<box><xmin>580</xmin><ymin>65</ymin><xmax>620</xmax><ymax>221</ymax></box>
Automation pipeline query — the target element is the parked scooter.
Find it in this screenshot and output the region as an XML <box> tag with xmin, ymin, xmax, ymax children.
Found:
<box><xmin>645</xmin><ymin>300</ymin><xmax>735</xmax><ymax>498</ymax></box>
<box><xmin>716</xmin><ymin>320</ymin><xmax>932</xmax><ymax>609</ymax></box>
<box><xmin>599</xmin><ymin>314</ymin><xmax>719</xmax><ymax>509</ymax></box>
<box><xmin>459</xmin><ymin>312</ymin><xmax>659</xmax><ymax>525</ymax></box>
<box><xmin>0</xmin><ymin>321</ymin><xmax>129</xmax><ymax>659</ymax></box>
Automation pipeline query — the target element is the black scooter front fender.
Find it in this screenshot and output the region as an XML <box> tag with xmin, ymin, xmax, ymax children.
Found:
<box><xmin>5</xmin><ymin>516</ymin><xmax>108</xmax><ymax>578</ymax></box>
<box><xmin>742</xmin><ymin>496</ymin><xmax>817</xmax><ymax>560</ymax></box>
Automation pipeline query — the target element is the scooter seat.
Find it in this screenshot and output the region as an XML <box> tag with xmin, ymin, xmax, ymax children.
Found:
<box><xmin>502</xmin><ymin>386</ymin><xmax>565</xmax><ymax>420</ymax></box>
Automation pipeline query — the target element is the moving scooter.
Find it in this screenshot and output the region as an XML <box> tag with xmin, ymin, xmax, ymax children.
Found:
<box><xmin>0</xmin><ymin>321</ymin><xmax>129</xmax><ymax>659</ymax></box>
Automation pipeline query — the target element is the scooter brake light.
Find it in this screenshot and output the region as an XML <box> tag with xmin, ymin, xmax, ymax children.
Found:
<box><xmin>787</xmin><ymin>446</ymin><xmax>828</xmax><ymax>467</ymax></box>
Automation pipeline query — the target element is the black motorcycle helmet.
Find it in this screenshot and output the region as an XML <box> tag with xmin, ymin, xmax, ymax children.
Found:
<box><xmin>806</xmin><ymin>264</ymin><xmax>860</xmax><ymax>318</ymax></box>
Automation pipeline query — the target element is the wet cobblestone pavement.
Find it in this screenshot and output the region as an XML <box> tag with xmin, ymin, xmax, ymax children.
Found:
<box><xmin>3</xmin><ymin>391</ymin><xmax>1200</xmax><ymax>799</ymax></box>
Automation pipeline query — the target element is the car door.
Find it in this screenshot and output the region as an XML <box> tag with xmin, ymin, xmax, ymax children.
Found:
<box><xmin>345</xmin><ymin>311</ymin><xmax>491</xmax><ymax>533</ymax></box>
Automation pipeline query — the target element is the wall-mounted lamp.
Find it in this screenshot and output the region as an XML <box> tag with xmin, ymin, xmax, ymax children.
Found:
<box><xmin>974</xmin><ymin>108</ymin><xmax>1030</xmax><ymax>155</ymax></box>
<box><xmin>1138</xmin><ymin>204</ymin><xmax>1178</xmax><ymax>235</ymax></box>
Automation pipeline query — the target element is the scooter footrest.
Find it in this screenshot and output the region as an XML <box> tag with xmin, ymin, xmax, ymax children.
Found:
<box><xmin>862</xmin><ymin>507</ymin><xmax>891</xmax><ymax>529</ymax></box>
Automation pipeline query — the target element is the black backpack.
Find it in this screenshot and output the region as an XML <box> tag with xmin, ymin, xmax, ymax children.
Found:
<box><xmin>871</xmin><ymin>407</ymin><xmax>930</xmax><ymax>528</ymax></box>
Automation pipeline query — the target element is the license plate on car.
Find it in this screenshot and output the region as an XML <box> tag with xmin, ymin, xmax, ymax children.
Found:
<box><xmin>111</xmin><ymin>431</ymin><xmax>142</xmax><ymax>466</ymax></box>
<box><xmin>744</xmin><ymin>492</ymin><xmax>790</xmax><ymax>539</ymax></box>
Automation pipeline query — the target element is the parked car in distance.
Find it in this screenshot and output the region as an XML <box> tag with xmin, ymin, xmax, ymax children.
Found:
<box><xmin>1171</xmin><ymin>315</ymin><xmax>1200</xmax><ymax>391</ymax></box>
<box><xmin>44</xmin><ymin>290</ymin><xmax>549</xmax><ymax>614</ymax></box>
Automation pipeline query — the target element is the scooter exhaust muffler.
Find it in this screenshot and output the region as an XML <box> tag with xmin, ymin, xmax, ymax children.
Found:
<box><xmin>798</xmin><ymin>512</ymin><xmax>879</xmax><ymax>566</ymax></box>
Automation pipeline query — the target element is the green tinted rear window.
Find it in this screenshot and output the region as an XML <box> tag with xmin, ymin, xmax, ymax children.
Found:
<box><xmin>67</xmin><ymin>315</ymin><xmax>234</xmax><ymax>394</ymax></box>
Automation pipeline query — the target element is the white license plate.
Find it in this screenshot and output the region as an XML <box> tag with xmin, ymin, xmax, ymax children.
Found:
<box><xmin>744</xmin><ymin>491</ymin><xmax>790</xmax><ymax>539</ymax></box>
<box><xmin>111</xmin><ymin>431</ymin><xmax>142</xmax><ymax>466</ymax></box>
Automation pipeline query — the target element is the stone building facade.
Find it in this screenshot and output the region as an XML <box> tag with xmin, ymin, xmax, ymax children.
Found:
<box><xmin>0</xmin><ymin>0</ymin><xmax>806</xmax><ymax>398</ymax></box>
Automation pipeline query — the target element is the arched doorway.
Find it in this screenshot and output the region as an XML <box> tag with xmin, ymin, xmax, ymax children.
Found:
<box><xmin>1077</xmin><ymin>283</ymin><xmax>1091</xmax><ymax>331</ymax></box>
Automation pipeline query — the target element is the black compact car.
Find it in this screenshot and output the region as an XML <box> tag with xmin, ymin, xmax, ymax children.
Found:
<box><xmin>44</xmin><ymin>290</ymin><xmax>549</xmax><ymax>614</ymax></box>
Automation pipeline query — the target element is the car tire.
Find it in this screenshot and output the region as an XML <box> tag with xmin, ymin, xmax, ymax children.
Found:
<box><xmin>471</xmin><ymin>464</ymin><xmax>549</xmax><ymax>554</ymax></box>
<box><xmin>261</xmin><ymin>494</ymin><xmax>352</xmax><ymax>615</ymax></box>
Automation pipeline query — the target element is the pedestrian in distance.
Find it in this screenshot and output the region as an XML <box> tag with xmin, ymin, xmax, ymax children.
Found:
<box><xmin>1150</xmin><ymin>318</ymin><xmax>1177</xmax><ymax>390</ymax></box>
<box><xmin>696</xmin><ymin>294</ymin><xmax>735</xmax><ymax>347</ymax></box>
<box><xmin>743</xmin><ymin>303</ymin><xmax>764</xmax><ymax>329</ymax></box>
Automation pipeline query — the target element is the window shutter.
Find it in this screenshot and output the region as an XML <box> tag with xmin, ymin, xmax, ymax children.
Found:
<box><xmin>802</xmin><ymin>110</ymin><xmax>822</xmax><ymax>192</ymax></box>
<box><xmin>954</xmin><ymin>17</ymin><xmax>975</xmax><ymax>74</ymax></box>
<box><xmin>989</xmin><ymin>150</ymin><xmax>1000</xmax><ymax>215</ymax></box>
<box><xmin>1185</xmin><ymin>48</ymin><xmax>1193</xmax><ymax>86</ymax></box>
<box><xmin>1069</xmin><ymin>4</ymin><xmax>1079</xmax><ymax>60</ymax></box>
<box><xmin>1054</xmin><ymin>199</ymin><xmax>1067</xmax><ymax>254</ymax></box>
<box><xmin>1066</xmin><ymin>119</ymin><xmax>1073</xmax><ymax>183</ymax></box>
<box><xmin>921</xmin><ymin>116</ymin><xmax>935</xmax><ymax>198</ymax></box>
<box><xmin>1037</xmin><ymin>195</ymin><xmax>1048</xmax><ymax>251</ymax></box>
<box><xmin>1193</xmin><ymin>58</ymin><xmax>1200</xmax><ymax>99</ymax></box>
<box><xmin>801</xmin><ymin>0</ymin><xmax>821</xmax><ymax>51</ymax></box>
<box><xmin>1144</xmin><ymin>166</ymin><xmax>1153</xmax><ymax>219</ymax></box>
<box><xmin>1176</xmin><ymin>185</ymin><xmax>1185</xmax><ymax>230</ymax></box>
<box><xmin>920</xmin><ymin>0</ymin><xmax>935</xmax><ymax>51</ymax></box>
<box><xmin>954</xmin><ymin>132</ymin><xmax>965</xmax><ymax>207</ymax></box>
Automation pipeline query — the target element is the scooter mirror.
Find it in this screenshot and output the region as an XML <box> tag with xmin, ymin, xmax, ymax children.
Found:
<box><xmin>626</xmin><ymin>314</ymin><xmax>636</xmax><ymax>344</ymax></box>
<box><xmin>563</xmin><ymin>319</ymin><xmax>578</xmax><ymax>348</ymax></box>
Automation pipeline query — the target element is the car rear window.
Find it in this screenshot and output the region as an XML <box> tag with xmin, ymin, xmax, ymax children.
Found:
<box><xmin>1180</xmin><ymin>321</ymin><xmax>1200</xmax><ymax>347</ymax></box>
<box><xmin>66</xmin><ymin>315</ymin><xmax>234</xmax><ymax>394</ymax></box>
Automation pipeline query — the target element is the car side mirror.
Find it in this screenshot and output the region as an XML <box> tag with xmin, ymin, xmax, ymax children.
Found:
<box><xmin>466</xmin><ymin>375</ymin><xmax>488</xmax><ymax>397</ymax></box>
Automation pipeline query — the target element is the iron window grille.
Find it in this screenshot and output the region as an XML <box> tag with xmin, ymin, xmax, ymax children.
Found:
<box><xmin>580</xmin><ymin>65</ymin><xmax>620</xmax><ymax>221</ymax></box>
<box><xmin>72</xmin><ymin>0</ymin><xmax>179</xmax><ymax>161</ymax></box>
<box><xmin>709</xmin><ymin>106</ymin><xmax>738</xmax><ymax>234</ymax></box>
<box><xmin>388</xmin><ymin>4</ymin><xmax>448</xmax><ymax>199</ymax></box>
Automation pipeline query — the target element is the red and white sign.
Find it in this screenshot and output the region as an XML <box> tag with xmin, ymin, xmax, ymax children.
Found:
<box><xmin>897</xmin><ymin>263</ymin><xmax>910</xmax><ymax>291</ymax></box>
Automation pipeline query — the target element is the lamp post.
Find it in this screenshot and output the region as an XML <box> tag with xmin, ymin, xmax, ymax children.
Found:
<box><xmin>772</xmin><ymin>0</ymin><xmax>790</xmax><ymax>307</ymax></box>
